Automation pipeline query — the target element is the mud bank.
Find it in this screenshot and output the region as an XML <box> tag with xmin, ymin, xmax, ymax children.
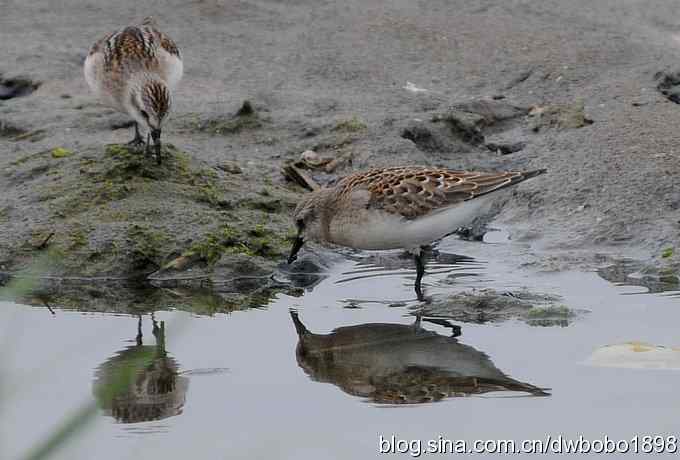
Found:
<box><xmin>3</xmin><ymin>0</ymin><xmax>680</xmax><ymax>296</ymax></box>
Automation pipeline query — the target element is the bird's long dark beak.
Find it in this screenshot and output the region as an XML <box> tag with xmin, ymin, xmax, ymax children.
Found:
<box><xmin>151</xmin><ymin>128</ymin><xmax>162</xmax><ymax>164</ymax></box>
<box><xmin>287</xmin><ymin>234</ymin><xmax>304</xmax><ymax>264</ymax></box>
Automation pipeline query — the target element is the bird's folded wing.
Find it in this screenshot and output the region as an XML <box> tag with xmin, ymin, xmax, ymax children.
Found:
<box><xmin>354</xmin><ymin>167</ymin><xmax>525</xmax><ymax>219</ymax></box>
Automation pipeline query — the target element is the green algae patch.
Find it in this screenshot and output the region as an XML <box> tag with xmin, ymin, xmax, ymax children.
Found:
<box><xmin>47</xmin><ymin>144</ymin><xmax>220</xmax><ymax>218</ymax></box>
<box><xmin>658</xmin><ymin>267</ymin><xmax>679</xmax><ymax>287</ymax></box>
<box><xmin>525</xmin><ymin>304</ymin><xmax>578</xmax><ymax>327</ymax></box>
<box><xmin>195</xmin><ymin>182</ymin><xmax>226</xmax><ymax>206</ymax></box>
<box><xmin>333</xmin><ymin>116</ymin><xmax>367</xmax><ymax>133</ymax></box>
<box><xmin>51</xmin><ymin>147</ymin><xmax>73</xmax><ymax>159</ymax></box>
<box><xmin>186</xmin><ymin>226</ymin><xmax>239</xmax><ymax>265</ymax></box>
<box><xmin>104</xmin><ymin>143</ymin><xmax>191</xmax><ymax>181</ymax></box>
<box><xmin>245</xmin><ymin>196</ymin><xmax>284</xmax><ymax>213</ymax></box>
<box><xmin>126</xmin><ymin>224</ymin><xmax>170</xmax><ymax>271</ymax></box>
<box><xmin>526</xmin><ymin>305</ymin><xmax>575</xmax><ymax>319</ymax></box>
<box><xmin>1</xmin><ymin>141</ymin><xmax>303</xmax><ymax>286</ymax></box>
<box><xmin>184</xmin><ymin>221</ymin><xmax>291</xmax><ymax>267</ymax></box>
<box><xmin>68</xmin><ymin>226</ymin><xmax>89</xmax><ymax>249</ymax></box>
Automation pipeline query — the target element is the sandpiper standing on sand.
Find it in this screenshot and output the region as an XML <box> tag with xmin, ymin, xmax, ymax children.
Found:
<box><xmin>84</xmin><ymin>17</ymin><xmax>183</xmax><ymax>164</ymax></box>
<box><xmin>287</xmin><ymin>166</ymin><xmax>545</xmax><ymax>299</ymax></box>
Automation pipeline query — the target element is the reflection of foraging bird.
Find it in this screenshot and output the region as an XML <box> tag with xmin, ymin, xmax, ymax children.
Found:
<box><xmin>288</xmin><ymin>166</ymin><xmax>545</xmax><ymax>299</ymax></box>
<box><xmin>290</xmin><ymin>311</ymin><xmax>549</xmax><ymax>403</ymax></box>
<box><xmin>84</xmin><ymin>17</ymin><xmax>182</xmax><ymax>164</ymax></box>
<box><xmin>92</xmin><ymin>315</ymin><xmax>188</xmax><ymax>423</ymax></box>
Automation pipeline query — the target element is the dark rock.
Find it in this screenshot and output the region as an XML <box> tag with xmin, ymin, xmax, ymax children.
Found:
<box><xmin>110</xmin><ymin>120</ymin><xmax>136</xmax><ymax>130</ymax></box>
<box><xmin>0</xmin><ymin>75</ymin><xmax>41</xmax><ymax>100</ymax></box>
<box><xmin>655</xmin><ymin>70</ymin><xmax>680</xmax><ymax>104</ymax></box>
<box><xmin>419</xmin><ymin>288</ymin><xmax>574</xmax><ymax>326</ymax></box>
<box><xmin>485</xmin><ymin>141</ymin><xmax>526</xmax><ymax>155</ymax></box>
<box><xmin>400</xmin><ymin>124</ymin><xmax>451</xmax><ymax>152</ymax></box>
<box><xmin>437</xmin><ymin>111</ymin><xmax>486</xmax><ymax>145</ymax></box>
<box><xmin>401</xmin><ymin>99</ymin><xmax>530</xmax><ymax>154</ymax></box>
<box><xmin>667</xmin><ymin>192</ymin><xmax>680</xmax><ymax>210</ymax></box>
<box><xmin>0</xmin><ymin>120</ymin><xmax>27</xmax><ymax>138</ymax></box>
<box><xmin>454</xmin><ymin>225</ymin><xmax>486</xmax><ymax>241</ymax></box>
<box><xmin>236</xmin><ymin>100</ymin><xmax>255</xmax><ymax>117</ymax></box>
<box><xmin>281</xmin><ymin>252</ymin><xmax>331</xmax><ymax>289</ymax></box>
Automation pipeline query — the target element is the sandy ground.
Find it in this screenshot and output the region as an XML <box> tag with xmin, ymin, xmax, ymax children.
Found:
<box><xmin>2</xmin><ymin>0</ymin><xmax>680</xmax><ymax>279</ymax></box>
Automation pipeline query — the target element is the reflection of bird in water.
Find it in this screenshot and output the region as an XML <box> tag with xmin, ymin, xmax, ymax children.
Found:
<box><xmin>92</xmin><ymin>315</ymin><xmax>188</xmax><ymax>423</ymax></box>
<box><xmin>290</xmin><ymin>311</ymin><xmax>549</xmax><ymax>404</ymax></box>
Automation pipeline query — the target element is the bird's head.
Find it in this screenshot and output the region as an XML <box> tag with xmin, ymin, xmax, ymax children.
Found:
<box><xmin>288</xmin><ymin>191</ymin><xmax>328</xmax><ymax>264</ymax></box>
<box><xmin>130</xmin><ymin>79</ymin><xmax>171</xmax><ymax>158</ymax></box>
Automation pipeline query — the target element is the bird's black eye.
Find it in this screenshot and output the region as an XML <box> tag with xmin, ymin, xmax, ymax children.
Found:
<box><xmin>296</xmin><ymin>218</ymin><xmax>305</xmax><ymax>230</ymax></box>
<box><xmin>140</xmin><ymin>110</ymin><xmax>149</xmax><ymax>120</ymax></box>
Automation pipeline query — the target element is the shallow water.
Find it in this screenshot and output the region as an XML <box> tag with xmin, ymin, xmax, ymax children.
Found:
<box><xmin>3</xmin><ymin>234</ymin><xmax>680</xmax><ymax>459</ymax></box>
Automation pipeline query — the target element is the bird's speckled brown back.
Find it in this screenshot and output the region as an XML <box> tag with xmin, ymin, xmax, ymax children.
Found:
<box><xmin>333</xmin><ymin>166</ymin><xmax>545</xmax><ymax>219</ymax></box>
<box><xmin>88</xmin><ymin>17</ymin><xmax>181</xmax><ymax>77</ymax></box>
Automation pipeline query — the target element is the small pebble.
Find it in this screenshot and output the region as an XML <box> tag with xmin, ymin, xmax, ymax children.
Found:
<box><xmin>301</xmin><ymin>150</ymin><xmax>318</xmax><ymax>162</ymax></box>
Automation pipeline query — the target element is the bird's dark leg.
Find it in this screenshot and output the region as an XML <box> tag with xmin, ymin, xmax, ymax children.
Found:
<box><xmin>43</xmin><ymin>300</ymin><xmax>56</xmax><ymax>315</ymax></box>
<box><xmin>414</xmin><ymin>246</ymin><xmax>427</xmax><ymax>301</ymax></box>
<box><xmin>135</xmin><ymin>314</ymin><xmax>143</xmax><ymax>346</ymax></box>
<box><xmin>127</xmin><ymin>122</ymin><xmax>144</xmax><ymax>149</ymax></box>
<box><xmin>145</xmin><ymin>132</ymin><xmax>152</xmax><ymax>157</ymax></box>
<box><xmin>151</xmin><ymin>313</ymin><xmax>160</xmax><ymax>338</ymax></box>
<box><xmin>412</xmin><ymin>310</ymin><xmax>422</xmax><ymax>330</ymax></box>
<box><xmin>151</xmin><ymin>314</ymin><xmax>167</xmax><ymax>355</ymax></box>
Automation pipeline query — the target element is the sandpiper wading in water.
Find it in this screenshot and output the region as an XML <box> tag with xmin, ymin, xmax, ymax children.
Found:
<box><xmin>288</xmin><ymin>166</ymin><xmax>545</xmax><ymax>300</ymax></box>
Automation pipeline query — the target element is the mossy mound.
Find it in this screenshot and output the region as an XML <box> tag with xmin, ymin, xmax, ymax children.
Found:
<box><xmin>1</xmin><ymin>143</ymin><xmax>300</xmax><ymax>282</ymax></box>
<box><xmin>187</xmin><ymin>222</ymin><xmax>293</xmax><ymax>263</ymax></box>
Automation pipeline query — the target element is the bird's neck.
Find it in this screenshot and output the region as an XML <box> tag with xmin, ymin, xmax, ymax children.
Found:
<box><xmin>315</xmin><ymin>188</ymin><xmax>337</xmax><ymax>241</ymax></box>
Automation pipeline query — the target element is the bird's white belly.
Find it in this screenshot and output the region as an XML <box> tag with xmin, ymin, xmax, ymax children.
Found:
<box><xmin>333</xmin><ymin>195</ymin><xmax>494</xmax><ymax>250</ymax></box>
<box><xmin>83</xmin><ymin>54</ymin><xmax>101</xmax><ymax>95</ymax></box>
<box><xmin>83</xmin><ymin>53</ymin><xmax>123</xmax><ymax>110</ymax></box>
